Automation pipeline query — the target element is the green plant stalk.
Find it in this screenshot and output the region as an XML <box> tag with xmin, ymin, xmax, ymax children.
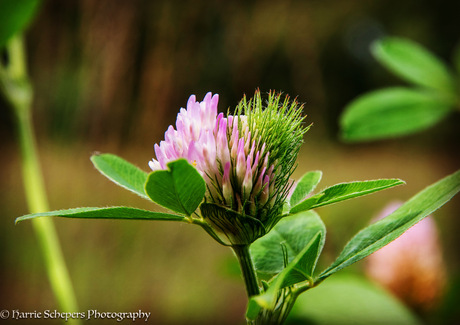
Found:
<box><xmin>232</xmin><ymin>245</ymin><xmax>261</xmax><ymax>297</ymax></box>
<box><xmin>17</xmin><ymin>109</ymin><xmax>80</xmax><ymax>316</ymax></box>
<box><xmin>254</xmin><ymin>289</ymin><xmax>298</xmax><ymax>325</ymax></box>
<box><xmin>3</xmin><ymin>35</ymin><xmax>80</xmax><ymax>321</ymax></box>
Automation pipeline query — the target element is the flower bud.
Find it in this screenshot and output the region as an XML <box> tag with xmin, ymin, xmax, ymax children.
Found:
<box><xmin>149</xmin><ymin>90</ymin><xmax>308</xmax><ymax>245</ymax></box>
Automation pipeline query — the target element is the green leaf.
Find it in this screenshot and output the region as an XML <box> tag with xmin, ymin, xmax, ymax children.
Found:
<box><xmin>290</xmin><ymin>171</ymin><xmax>322</xmax><ymax>207</ymax></box>
<box><xmin>91</xmin><ymin>153</ymin><xmax>149</xmax><ymax>199</ymax></box>
<box><xmin>289</xmin><ymin>273</ymin><xmax>420</xmax><ymax>325</ymax></box>
<box><xmin>145</xmin><ymin>159</ymin><xmax>206</xmax><ymax>216</ymax></box>
<box><xmin>318</xmin><ymin>169</ymin><xmax>460</xmax><ymax>281</ymax></box>
<box><xmin>372</xmin><ymin>37</ymin><xmax>456</xmax><ymax>93</ymax></box>
<box><xmin>278</xmin><ymin>232</ymin><xmax>322</xmax><ymax>288</ymax></box>
<box><xmin>290</xmin><ymin>178</ymin><xmax>404</xmax><ymax>214</ymax></box>
<box><xmin>15</xmin><ymin>206</ymin><xmax>186</xmax><ymax>224</ymax></box>
<box><xmin>251</xmin><ymin>211</ymin><xmax>325</xmax><ymax>278</ymax></box>
<box><xmin>253</xmin><ymin>232</ymin><xmax>323</xmax><ymax>310</ymax></box>
<box><xmin>0</xmin><ymin>0</ymin><xmax>41</xmax><ymax>48</ymax></box>
<box><xmin>340</xmin><ymin>87</ymin><xmax>454</xmax><ymax>142</ymax></box>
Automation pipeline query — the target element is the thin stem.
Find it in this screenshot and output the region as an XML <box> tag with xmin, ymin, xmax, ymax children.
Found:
<box><xmin>192</xmin><ymin>218</ymin><xmax>230</xmax><ymax>246</ymax></box>
<box><xmin>232</xmin><ymin>245</ymin><xmax>260</xmax><ymax>297</ymax></box>
<box><xmin>2</xmin><ymin>35</ymin><xmax>80</xmax><ymax>321</ymax></box>
<box><xmin>18</xmin><ymin>110</ymin><xmax>80</xmax><ymax>315</ymax></box>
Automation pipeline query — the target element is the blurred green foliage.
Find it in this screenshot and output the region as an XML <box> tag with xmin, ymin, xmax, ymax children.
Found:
<box><xmin>287</xmin><ymin>273</ymin><xmax>420</xmax><ymax>325</ymax></box>
<box><xmin>0</xmin><ymin>0</ymin><xmax>40</xmax><ymax>47</ymax></box>
<box><xmin>340</xmin><ymin>37</ymin><xmax>459</xmax><ymax>141</ymax></box>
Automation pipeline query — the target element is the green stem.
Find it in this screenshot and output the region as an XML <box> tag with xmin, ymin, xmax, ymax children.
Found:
<box><xmin>232</xmin><ymin>245</ymin><xmax>260</xmax><ymax>297</ymax></box>
<box><xmin>2</xmin><ymin>35</ymin><xmax>80</xmax><ymax>322</ymax></box>
<box><xmin>18</xmin><ymin>109</ymin><xmax>80</xmax><ymax>315</ymax></box>
<box><xmin>192</xmin><ymin>218</ymin><xmax>230</xmax><ymax>246</ymax></box>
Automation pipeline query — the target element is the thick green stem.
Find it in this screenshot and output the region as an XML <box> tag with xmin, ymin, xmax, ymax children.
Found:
<box><xmin>232</xmin><ymin>245</ymin><xmax>260</xmax><ymax>297</ymax></box>
<box><xmin>3</xmin><ymin>35</ymin><xmax>80</xmax><ymax>322</ymax></box>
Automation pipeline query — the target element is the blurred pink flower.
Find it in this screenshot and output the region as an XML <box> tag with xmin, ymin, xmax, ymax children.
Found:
<box><xmin>365</xmin><ymin>201</ymin><xmax>446</xmax><ymax>312</ymax></box>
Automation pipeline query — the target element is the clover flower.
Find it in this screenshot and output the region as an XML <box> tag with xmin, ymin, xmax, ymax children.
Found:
<box><xmin>150</xmin><ymin>90</ymin><xmax>307</xmax><ymax>244</ymax></box>
<box><xmin>365</xmin><ymin>201</ymin><xmax>446</xmax><ymax>312</ymax></box>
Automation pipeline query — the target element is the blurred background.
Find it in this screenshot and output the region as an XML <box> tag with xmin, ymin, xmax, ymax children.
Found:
<box><xmin>1</xmin><ymin>0</ymin><xmax>459</xmax><ymax>324</ymax></box>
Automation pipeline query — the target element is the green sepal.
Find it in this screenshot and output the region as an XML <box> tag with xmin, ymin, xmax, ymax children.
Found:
<box><xmin>200</xmin><ymin>203</ymin><xmax>266</xmax><ymax>245</ymax></box>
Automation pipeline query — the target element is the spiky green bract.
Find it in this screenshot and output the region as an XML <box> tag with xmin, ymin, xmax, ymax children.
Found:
<box><xmin>235</xmin><ymin>90</ymin><xmax>309</xmax><ymax>230</ymax></box>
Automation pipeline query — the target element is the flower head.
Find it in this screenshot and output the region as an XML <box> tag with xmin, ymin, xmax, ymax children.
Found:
<box><xmin>365</xmin><ymin>201</ymin><xmax>446</xmax><ymax>312</ymax></box>
<box><xmin>150</xmin><ymin>90</ymin><xmax>307</xmax><ymax>244</ymax></box>
<box><xmin>148</xmin><ymin>92</ymin><xmax>219</xmax><ymax>171</ymax></box>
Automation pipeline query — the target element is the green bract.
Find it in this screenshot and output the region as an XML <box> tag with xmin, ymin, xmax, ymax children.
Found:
<box><xmin>234</xmin><ymin>91</ymin><xmax>308</xmax><ymax>227</ymax></box>
<box><xmin>199</xmin><ymin>91</ymin><xmax>309</xmax><ymax>245</ymax></box>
